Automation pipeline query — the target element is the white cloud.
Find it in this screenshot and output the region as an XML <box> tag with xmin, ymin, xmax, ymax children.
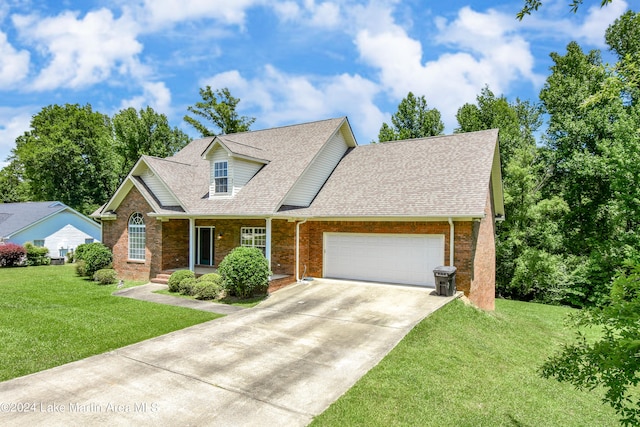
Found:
<box><xmin>353</xmin><ymin>4</ymin><xmax>543</xmax><ymax>131</ymax></box>
<box><xmin>202</xmin><ymin>65</ymin><xmax>384</xmax><ymax>143</ymax></box>
<box><xmin>272</xmin><ymin>0</ymin><xmax>341</xmax><ymax>29</ymax></box>
<box><xmin>136</xmin><ymin>0</ymin><xmax>262</xmax><ymax>30</ymax></box>
<box><xmin>572</xmin><ymin>0</ymin><xmax>628</xmax><ymax>47</ymax></box>
<box><xmin>12</xmin><ymin>8</ymin><xmax>143</xmax><ymax>91</ymax></box>
<box><xmin>119</xmin><ymin>81</ymin><xmax>172</xmax><ymax>114</ymax></box>
<box><xmin>0</xmin><ymin>31</ymin><xmax>30</xmax><ymax>88</ymax></box>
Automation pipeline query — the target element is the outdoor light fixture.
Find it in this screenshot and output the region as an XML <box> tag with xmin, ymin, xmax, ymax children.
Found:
<box><xmin>217</xmin><ymin>233</ymin><xmax>224</xmax><ymax>240</ymax></box>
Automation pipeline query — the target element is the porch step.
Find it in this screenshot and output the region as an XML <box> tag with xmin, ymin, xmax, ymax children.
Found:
<box><xmin>150</xmin><ymin>273</ymin><xmax>171</xmax><ymax>285</ymax></box>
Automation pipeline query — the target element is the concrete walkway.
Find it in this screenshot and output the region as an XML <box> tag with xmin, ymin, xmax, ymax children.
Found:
<box><xmin>0</xmin><ymin>279</ymin><xmax>459</xmax><ymax>426</ymax></box>
<box><xmin>113</xmin><ymin>283</ymin><xmax>245</xmax><ymax>314</ymax></box>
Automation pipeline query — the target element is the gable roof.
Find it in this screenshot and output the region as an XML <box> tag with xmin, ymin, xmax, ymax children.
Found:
<box><xmin>282</xmin><ymin>129</ymin><xmax>502</xmax><ymax>218</ymax></box>
<box><xmin>0</xmin><ymin>201</ymin><xmax>97</xmax><ymax>238</ymax></box>
<box><xmin>98</xmin><ymin>117</ymin><xmax>354</xmax><ymax>217</ymax></box>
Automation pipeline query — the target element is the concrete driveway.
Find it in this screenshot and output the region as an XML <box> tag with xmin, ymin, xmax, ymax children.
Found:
<box><xmin>0</xmin><ymin>279</ymin><xmax>458</xmax><ymax>426</ymax></box>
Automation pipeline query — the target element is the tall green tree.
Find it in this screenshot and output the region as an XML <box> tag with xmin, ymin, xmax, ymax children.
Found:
<box><xmin>378</xmin><ymin>92</ymin><xmax>444</xmax><ymax>142</ymax></box>
<box><xmin>0</xmin><ymin>158</ymin><xmax>29</xmax><ymax>203</ymax></box>
<box><xmin>113</xmin><ymin>106</ymin><xmax>190</xmax><ymax>179</ymax></box>
<box><xmin>12</xmin><ymin>104</ymin><xmax>118</xmax><ymax>215</ymax></box>
<box><xmin>184</xmin><ymin>87</ymin><xmax>255</xmax><ymax>137</ymax></box>
<box><xmin>455</xmin><ymin>87</ymin><xmax>573</xmax><ymax>303</ymax></box>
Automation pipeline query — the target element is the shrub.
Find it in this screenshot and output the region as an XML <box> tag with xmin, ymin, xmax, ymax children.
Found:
<box><xmin>81</xmin><ymin>243</ymin><xmax>113</xmax><ymax>277</ymax></box>
<box><xmin>75</xmin><ymin>259</ymin><xmax>87</xmax><ymax>277</ymax></box>
<box><xmin>0</xmin><ymin>243</ymin><xmax>26</xmax><ymax>267</ymax></box>
<box><xmin>217</xmin><ymin>247</ymin><xmax>270</xmax><ymax>298</ymax></box>
<box><xmin>74</xmin><ymin>243</ymin><xmax>90</xmax><ymax>261</ymax></box>
<box><xmin>178</xmin><ymin>277</ymin><xmax>198</xmax><ymax>295</ymax></box>
<box><xmin>198</xmin><ymin>273</ymin><xmax>224</xmax><ymax>285</ymax></box>
<box><xmin>93</xmin><ymin>269</ymin><xmax>117</xmax><ymax>285</ymax></box>
<box><xmin>168</xmin><ymin>270</ymin><xmax>195</xmax><ymax>292</ymax></box>
<box><xmin>24</xmin><ymin>242</ymin><xmax>50</xmax><ymax>266</ymax></box>
<box><xmin>193</xmin><ymin>280</ymin><xmax>224</xmax><ymax>300</ymax></box>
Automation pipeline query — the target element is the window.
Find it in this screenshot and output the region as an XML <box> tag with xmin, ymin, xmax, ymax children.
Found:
<box><xmin>85</xmin><ymin>238</ymin><xmax>94</xmax><ymax>244</ymax></box>
<box><xmin>241</xmin><ymin>227</ymin><xmax>266</xmax><ymax>255</ymax></box>
<box><xmin>34</xmin><ymin>239</ymin><xmax>45</xmax><ymax>247</ymax></box>
<box><xmin>128</xmin><ymin>212</ymin><xmax>146</xmax><ymax>260</ymax></box>
<box><xmin>214</xmin><ymin>161</ymin><xmax>228</xmax><ymax>193</ymax></box>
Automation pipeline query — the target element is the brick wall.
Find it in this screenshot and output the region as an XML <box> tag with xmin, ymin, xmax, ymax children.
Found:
<box><xmin>162</xmin><ymin>219</ymin><xmax>189</xmax><ymax>270</ymax></box>
<box><xmin>300</xmin><ymin>220</ymin><xmax>492</xmax><ymax>305</ymax></box>
<box><xmin>102</xmin><ymin>186</ymin><xmax>161</xmax><ymax>282</ymax></box>
<box><xmin>468</xmin><ymin>187</ymin><xmax>496</xmax><ymax>310</ymax></box>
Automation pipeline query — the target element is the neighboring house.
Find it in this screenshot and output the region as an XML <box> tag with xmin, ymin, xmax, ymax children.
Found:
<box><xmin>0</xmin><ymin>201</ymin><xmax>102</xmax><ymax>258</ymax></box>
<box><xmin>94</xmin><ymin>117</ymin><xmax>504</xmax><ymax>310</ymax></box>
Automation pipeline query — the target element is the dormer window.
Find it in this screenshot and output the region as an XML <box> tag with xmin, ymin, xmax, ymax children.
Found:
<box><xmin>214</xmin><ymin>161</ymin><xmax>228</xmax><ymax>194</ymax></box>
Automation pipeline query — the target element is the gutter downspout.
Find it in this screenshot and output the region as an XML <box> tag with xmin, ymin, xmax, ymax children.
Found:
<box><xmin>448</xmin><ymin>217</ymin><xmax>454</xmax><ymax>266</ymax></box>
<box><xmin>295</xmin><ymin>218</ymin><xmax>308</xmax><ymax>282</ymax></box>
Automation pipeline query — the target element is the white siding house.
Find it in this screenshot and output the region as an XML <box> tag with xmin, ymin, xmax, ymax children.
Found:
<box><xmin>0</xmin><ymin>202</ymin><xmax>101</xmax><ymax>258</ymax></box>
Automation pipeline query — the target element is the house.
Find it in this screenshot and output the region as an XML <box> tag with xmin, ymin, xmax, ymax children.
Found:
<box><xmin>0</xmin><ymin>201</ymin><xmax>102</xmax><ymax>258</ymax></box>
<box><xmin>94</xmin><ymin>117</ymin><xmax>504</xmax><ymax>310</ymax></box>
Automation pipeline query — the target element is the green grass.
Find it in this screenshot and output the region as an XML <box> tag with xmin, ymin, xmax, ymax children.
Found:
<box><xmin>154</xmin><ymin>289</ymin><xmax>266</xmax><ymax>308</ymax></box>
<box><xmin>312</xmin><ymin>299</ymin><xmax>618</xmax><ymax>427</ymax></box>
<box><xmin>0</xmin><ymin>265</ymin><xmax>220</xmax><ymax>381</ymax></box>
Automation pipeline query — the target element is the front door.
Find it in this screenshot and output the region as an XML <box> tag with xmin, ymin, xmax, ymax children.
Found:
<box><xmin>196</xmin><ymin>227</ymin><xmax>215</xmax><ymax>266</ymax></box>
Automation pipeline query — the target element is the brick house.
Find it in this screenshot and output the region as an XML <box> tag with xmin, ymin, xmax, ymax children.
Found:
<box><xmin>94</xmin><ymin>117</ymin><xmax>503</xmax><ymax>310</ymax></box>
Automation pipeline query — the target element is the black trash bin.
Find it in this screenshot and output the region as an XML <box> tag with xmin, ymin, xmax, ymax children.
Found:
<box><xmin>433</xmin><ymin>266</ymin><xmax>457</xmax><ymax>296</ymax></box>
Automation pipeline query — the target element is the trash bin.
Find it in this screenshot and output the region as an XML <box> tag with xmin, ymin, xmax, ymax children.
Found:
<box><xmin>433</xmin><ymin>266</ymin><xmax>457</xmax><ymax>296</ymax></box>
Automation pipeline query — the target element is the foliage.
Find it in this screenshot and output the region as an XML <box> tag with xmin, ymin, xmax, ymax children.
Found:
<box><xmin>78</xmin><ymin>243</ymin><xmax>112</xmax><ymax>277</ymax></box>
<box><xmin>11</xmin><ymin>104</ymin><xmax>119</xmax><ymax>215</ymax></box>
<box><xmin>192</xmin><ymin>280</ymin><xmax>224</xmax><ymax>300</ymax></box>
<box><xmin>0</xmin><ymin>243</ymin><xmax>26</xmax><ymax>267</ymax></box>
<box><xmin>0</xmin><ymin>159</ymin><xmax>29</xmax><ymax>203</ymax></box>
<box><xmin>377</xmin><ymin>92</ymin><xmax>444</xmax><ymax>142</ymax></box>
<box><xmin>113</xmin><ymin>106</ymin><xmax>190</xmax><ymax>178</ymax></box>
<box><xmin>178</xmin><ymin>277</ymin><xmax>198</xmax><ymax>295</ymax></box>
<box><xmin>517</xmin><ymin>0</ymin><xmax>613</xmax><ymax>20</ymax></box>
<box><xmin>198</xmin><ymin>272</ymin><xmax>224</xmax><ymax>285</ymax></box>
<box><xmin>24</xmin><ymin>242</ymin><xmax>50</xmax><ymax>266</ymax></box>
<box><xmin>541</xmin><ymin>261</ymin><xmax>640</xmax><ymax>425</ymax></box>
<box><xmin>168</xmin><ymin>270</ymin><xmax>195</xmax><ymax>293</ymax></box>
<box><xmin>75</xmin><ymin>260</ymin><xmax>87</xmax><ymax>277</ymax></box>
<box><xmin>217</xmin><ymin>247</ymin><xmax>270</xmax><ymax>298</ymax></box>
<box><xmin>93</xmin><ymin>268</ymin><xmax>117</xmax><ymax>285</ymax></box>
<box><xmin>184</xmin><ymin>86</ymin><xmax>255</xmax><ymax>137</ymax></box>
<box><xmin>0</xmin><ymin>265</ymin><xmax>218</xmax><ymax>381</ymax></box>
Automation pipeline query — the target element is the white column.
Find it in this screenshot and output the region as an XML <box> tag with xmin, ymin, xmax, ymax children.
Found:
<box><xmin>189</xmin><ymin>218</ymin><xmax>195</xmax><ymax>272</ymax></box>
<box><xmin>265</xmin><ymin>217</ymin><xmax>272</xmax><ymax>271</ymax></box>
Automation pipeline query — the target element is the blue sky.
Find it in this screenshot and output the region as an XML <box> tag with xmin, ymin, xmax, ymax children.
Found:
<box><xmin>0</xmin><ymin>0</ymin><xmax>630</xmax><ymax>166</ymax></box>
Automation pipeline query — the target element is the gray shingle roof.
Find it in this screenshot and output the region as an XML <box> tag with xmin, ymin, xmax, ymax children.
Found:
<box><xmin>0</xmin><ymin>201</ymin><xmax>67</xmax><ymax>238</ymax></box>
<box><xmin>280</xmin><ymin>129</ymin><xmax>500</xmax><ymax>218</ymax></box>
<box><xmin>165</xmin><ymin>118</ymin><xmax>347</xmax><ymax>215</ymax></box>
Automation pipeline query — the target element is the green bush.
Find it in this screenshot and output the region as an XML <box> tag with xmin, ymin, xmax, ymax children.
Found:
<box><xmin>178</xmin><ymin>277</ymin><xmax>198</xmax><ymax>295</ymax></box>
<box><xmin>74</xmin><ymin>243</ymin><xmax>90</xmax><ymax>261</ymax></box>
<box><xmin>197</xmin><ymin>273</ymin><xmax>224</xmax><ymax>285</ymax></box>
<box><xmin>75</xmin><ymin>260</ymin><xmax>87</xmax><ymax>277</ymax></box>
<box><xmin>93</xmin><ymin>269</ymin><xmax>117</xmax><ymax>285</ymax></box>
<box><xmin>217</xmin><ymin>247</ymin><xmax>270</xmax><ymax>298</ymax></box>
<box><xmin>168</xmin><ymin>270</ymin><xmax>195</xmax><ymax>292</ymax></box>
<box><xmin>193</xmin><ymin>280</ymin><xmax>224</xmax><ymax>300</ymax></box>
<box><xmin>24</xmin><ymin>242</ymin><xmax>50</xmax><ymax>266</ymax></box>
<box><xmin>81</xmin><ymin>243</ymin><xmax>112</xmax><ymax>277</ymax></box>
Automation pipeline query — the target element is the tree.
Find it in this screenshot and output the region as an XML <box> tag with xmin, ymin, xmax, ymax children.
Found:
<box><xmin>541</xmin><ymin>260</ymin><xmax>640</xmax><ymax>426</ymax></box>
<box><xmin>184</xmin><ymin>87</ymin><xmax>255</xmax><ymax>137</ymax></box>
<box><xmin>113</xmin><ymin>106</ymin><xmax>190</xmax><ymax>178</ymax></box>
<box><xmin>517</xmin><ymin>0</ymin><xmax>613</xmax><ymax>20</ymax></box>
<box><xmin>12</xmin><ymin>104</ymin><xmax>118</xmax><ymax>215</ymax></box>
<box><xmin>377</xmin><ymin>92</ymin><xmax>444</xmax><ymax>142</ymax></box>
<box><xmin>0</xmin><ymin>158</ymin><xmax>29</xmax><ymax>203</ymax></box>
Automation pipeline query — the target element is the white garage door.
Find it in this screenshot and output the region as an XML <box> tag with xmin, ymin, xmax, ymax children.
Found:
<box><xmin>323</xmin><ymin>233</ymin><xmax>445</xmax><ymax>287</ymax></box>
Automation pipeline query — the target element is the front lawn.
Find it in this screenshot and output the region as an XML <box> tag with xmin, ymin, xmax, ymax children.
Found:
<box><xmin>312</xmin><ymin>298</ymin><xmax>618</xmax><ymax>426</ymax></box>
<box><xmin>155</xmin><ymin>288</ymin><xmax>267</xmax><ymax>308</ymax></box>
<box><xmin>0</xmin><ymin>265</ymin><xmax>220</xmax><ymax>381</ymax></box>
